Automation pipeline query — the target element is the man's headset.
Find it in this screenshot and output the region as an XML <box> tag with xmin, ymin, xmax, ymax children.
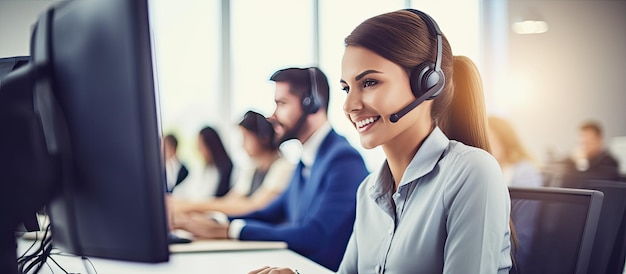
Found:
<box><xmin>389</xmin><ymin>9</ymin><xmax>445</xmax><ymax>123</ymax></box>
<box><xmin>302</xmin><ymin>67</ymin><xmax>322</xmax><ymax>114</ymax></box>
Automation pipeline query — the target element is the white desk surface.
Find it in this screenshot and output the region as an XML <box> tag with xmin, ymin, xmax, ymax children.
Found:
<box><xmin>170</xmin><ymin>239</ymin><xmax>288</xmax><ymax>253</ymax></box>
<box><xmin>17</xmin><ymin>239</ymin><xmax>334</xmax><ymax>274</ymax></box>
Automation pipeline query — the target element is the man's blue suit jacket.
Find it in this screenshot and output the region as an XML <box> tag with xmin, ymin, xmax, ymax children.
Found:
<box><xmin>233</xmin><ymin>129</ymin><xmax>368</xmax><ymax>271</ymax></box>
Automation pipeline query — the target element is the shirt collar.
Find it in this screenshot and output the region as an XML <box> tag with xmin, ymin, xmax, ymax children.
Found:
<box><xmin>400</xmin><ymin>126</ymin><xmax>449</xmax><ymax>186</ymax></box>
<box><xmin>370</xmin><ymin>126</ymin><xmax>449</xmax><ymax>197</ymax></box>
<box><xmin>301</xmin><ymin>122</ymin><xmax>331</xmax><ymax>167</ymax></box>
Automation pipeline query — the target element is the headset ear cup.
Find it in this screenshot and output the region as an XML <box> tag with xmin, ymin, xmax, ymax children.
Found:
<box><xmin>303</xmin><ymin>67</ymin><xmax>321</xmax><ymax>114</ymax></box>
<box><xmin>302</xmin><ymin>93</ymin><xmax>320</xmax><ymax>114</ymax></box>
<box><xmin>410</xmin><ymin>62</ymin><xmax>444</xmax><ymax>100</ymax></box>
<box><xmin>427</xmin><ymin>70</ymin><xmax>444</xmax><ymax>99</ymax></box>
<box><xmin>302</xmin><ymin>96</ymin><xmax>313</xmax><ymax>113</ymax></box>
<box><xmin>410</xmin><ymin>62</ymin><xmax>433</xmax><ymax>98</ymax></box>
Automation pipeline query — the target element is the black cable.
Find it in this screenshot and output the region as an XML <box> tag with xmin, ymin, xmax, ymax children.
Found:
<box><xmin>16</xmin><ymin>222</ymin><xmax>99</xmax><ymax>274</ymax></box>
<box><xmin>45</xmin><ymin>261</ymin><xmax>54</xmax><ymax>273</ymax></box>
<box><xmin>51</xmin><ymin>249</ymin><xmax>99</xmax><ymax>274</ymax></box>
<box><xmin>17</xmin><ymin>222</ymin><xmax>53</xmax><ymax>274</ymax></box>
<box><xmin>17</xmin><ymin>228</ymin><xmax>42</xmax><ymax>266</ymax></box>
<box><xmin>30</xmin><ymin>241</ymin><xmax>54</xmax><ymax>273</ymax></box>
<box><xmin>47</xmin><ymin>255</ymin><xmax>70</xmax><ymax>274</ymax></box>
<box><xmin>18</xmin><ymin>229</ymin><xmax>39</xmax><ymax>260</ymax></box>
<box><xmin>22</xmin><ymin>246</ymin><xmax>47</xmax><ymax>273</ymax></box>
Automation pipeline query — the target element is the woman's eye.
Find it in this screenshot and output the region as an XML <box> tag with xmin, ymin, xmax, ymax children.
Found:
<box><xmin>341</xmin><ymin>86</ymin><xmax>350</xmax><ymax>94</ymax></box>
<box><xmin>363</xmin><ymin>79</ymin><xmax>377</xmax><ymax>88</ymax></box>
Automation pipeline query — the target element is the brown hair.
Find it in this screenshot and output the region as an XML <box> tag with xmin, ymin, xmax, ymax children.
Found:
<box><xmin>163</xmin><ymin>134</ymin><xmax>178</xmax><ymax>150</ymax></box>
<box><xmin>579</xmin><ymin>120</ymin><xmax>603</xmax><ymax>137</ymax></box>
<box><xmin>239</xmin><ymin>110</ymin><xmax>278</xmax><ymax>151</ymax></box>
<box><xmin>344</xmin><ymin>10</ymin><xmax>489</xmax><ymax>151</ymax></box>
<box><xmin>199</xmin><ymin>126</ymin><xmax>233</xmax><ymax>197</ymax></box>
<box><xmin>488</xmin><ymin>116</ymin><xmax>536</xmax><ymax>165</ymax></box>
<box><xmin>269</xmin><ymin>67</ymin><xmax>330</xmax><ymax>114</ymax></box>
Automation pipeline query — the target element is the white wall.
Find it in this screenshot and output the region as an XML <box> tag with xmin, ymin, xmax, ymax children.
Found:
<box><xmin>498</xmin><ymin>0</ymin><xmax>626</xmax><ymax>166</ymax></box>
<box><xmin>0</xmin><ymin>1</ymin><xmax>62</xmax><ymax>58</ymax></box>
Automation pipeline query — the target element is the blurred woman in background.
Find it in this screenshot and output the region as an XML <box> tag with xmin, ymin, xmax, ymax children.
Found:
<box><xmin>171</xmin><ymin>126</ymin><xmax>233</xmax><ymax>200</ymax></box>
<box><xmin>488</xmin><ymin>116</ymin><xmax>543</xmax><ymax>187</ymax></box>
<box><xmin>163</xmin><ymin>134</ymin><xmax>189</xmax><ymax>193</ymax></box>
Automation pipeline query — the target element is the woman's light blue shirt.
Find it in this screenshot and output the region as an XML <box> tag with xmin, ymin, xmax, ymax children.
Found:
<box><xmin>337</xmin><ymin>127</ymin><xmax>512</xmax><ymax>274</ymax></box>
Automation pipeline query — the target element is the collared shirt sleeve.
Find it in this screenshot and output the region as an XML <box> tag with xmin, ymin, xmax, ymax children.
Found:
<box><xmin>442</xmin><ymin>149</ymin><xmax>512</xmax><ymax>274</ymax></box>
<box><xmin>337</xmin><ymin>180</ymin><xmax>372</xmax><ymax>274</ymax></box>
<box><xmin>228</xmin><ymin>219</ymin><xmax>246</xmax><ymax>239</ymax></box>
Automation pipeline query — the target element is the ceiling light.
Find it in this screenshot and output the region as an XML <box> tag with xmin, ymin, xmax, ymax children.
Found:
<box><xmin>512</xmin><ymin>20</ymin><xmax>549</xmax><ymax>34</ymax></box>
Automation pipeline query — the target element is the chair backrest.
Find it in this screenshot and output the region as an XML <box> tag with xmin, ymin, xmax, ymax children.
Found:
<box><xmin>577</xmin><ymin>180</ymin><xmax>626</xmax><ymax>274</ymax></box>
<box><xmin>509</xmin><ymin>187</ymin><xmax>603</xmax><ymax>274</ymax></box>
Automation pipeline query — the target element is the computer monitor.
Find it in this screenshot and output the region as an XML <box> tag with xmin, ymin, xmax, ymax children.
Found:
<box><xmin>0</xmin><ymin>0</ymin><xmax>169</xmax><ymax>273</ymax></box>
<box><xmin>509</xmin><ymin>187</ymin><xmax>603</xmax><ymax>274</ymax></box>
<box><xmin>0</xmin><ymin>56</ymin><xmax>41</xmax><ymax>234</ymax></box>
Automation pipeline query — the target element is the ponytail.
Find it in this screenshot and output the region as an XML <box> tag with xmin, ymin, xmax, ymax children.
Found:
<box><xmin>442</xmin><ymin>56</ymin><xmax>519</xmax><ymax>263</ymax></box>
<box><xmin>439</xmin><ymin>55</ymin><xmax>490</xmax><ymax>151</ymax></box>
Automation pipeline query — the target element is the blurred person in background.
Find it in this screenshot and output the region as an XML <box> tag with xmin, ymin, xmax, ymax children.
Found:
<box><xmin>170</xmin><ymin>126</ymin><xmax>233</xmax><ymax>200</ymax></box>
<box><xmin>163</xmin><ymin>134</ymin><xmax>189</xmax><ymax>193</ymax></box>
<box><xmin>171</xmin><ymin>110</ymin><xmax>294</xmax><ymax>216</ymax></box>
<box><xmin>561</xmin><ymin>120</ymin><xmax>619</xmax><ymax>186</ymax></box>
<box><xmin>487</xmin><ymin>116</ymin><xmax>543</xmax><ymax>188</ymax></box>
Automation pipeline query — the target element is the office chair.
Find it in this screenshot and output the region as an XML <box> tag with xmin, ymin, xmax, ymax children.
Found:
<box><xmin>509</xmin><ymin>187</ymin><xmax>603</xmax><ymax>274</ymax></box>
<box><xmin>577</xmin><ymin>180</ymin><xmax>626</xmax><ymax>274</ymax></box>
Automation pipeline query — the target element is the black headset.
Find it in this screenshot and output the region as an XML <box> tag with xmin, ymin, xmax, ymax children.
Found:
<box><xmin>389</xmin><ymin>9</ymin><xmax>446</xmax><ymax>123</ymax></box>
<box><xmin>302</xmin><ymin>67</ymin><xmax>322</xmax><ymax>114</ymax></box>
<box><xmin>406</xmin><ymin>8</ymin><xmax>445</xmax><ymax>100</ymax></box>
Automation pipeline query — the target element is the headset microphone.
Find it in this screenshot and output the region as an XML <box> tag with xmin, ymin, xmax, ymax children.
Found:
<box><xmin>389</xmin><ymin>87</ymin><xmax>437</xmax><ymax>123</ymax></box>
<box><xmin>390</xmin><ymin>9</ymin><xmax>445</xmax><ymax>124</ymax></box>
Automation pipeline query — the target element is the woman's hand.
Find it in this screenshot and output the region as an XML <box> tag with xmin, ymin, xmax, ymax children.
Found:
<box><xmin>248</xmin><ymin>266</ymin><xmax>296</xmax><ymax>274</ymax></box>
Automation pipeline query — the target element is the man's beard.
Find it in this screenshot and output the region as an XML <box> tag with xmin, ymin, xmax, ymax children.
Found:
<box><xmin>274</xmin><ymin>113</ymin><xmax>308</xmax><ymax>145</ymax></box>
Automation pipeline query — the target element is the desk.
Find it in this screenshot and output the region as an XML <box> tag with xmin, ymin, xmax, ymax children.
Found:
<box><xmin>170</xmin><ymin>239</ymin><xmax>287</xmax><ymax>253</ymax></box>
<box><xmin>17</xmin><ymin>239</ymin><xmax>334</xmax><ymax>274</ymax></box>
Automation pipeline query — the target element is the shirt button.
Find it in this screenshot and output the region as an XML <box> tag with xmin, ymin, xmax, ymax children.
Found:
<box><xmin>375</xmin><ymin>265</ymin><xmax>381</xmax><ymax>273</ymax></box>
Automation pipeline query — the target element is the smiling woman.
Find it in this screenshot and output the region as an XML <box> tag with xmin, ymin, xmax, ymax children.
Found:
<box><xmin>336</xmin><ymin>9</ymin><xmax>512</xmax><ymax>274</ymax></box>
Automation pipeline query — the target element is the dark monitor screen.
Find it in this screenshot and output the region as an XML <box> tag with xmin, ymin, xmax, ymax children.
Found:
<box><xmin>509</xmin><ymin>187</ymin><xmax>603</xmax><ymax>274</ymax></box>
<box><xmin>0</xmin><ymin>0</ymin><xmax>169</xmax><ymax>272</ymax></box>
